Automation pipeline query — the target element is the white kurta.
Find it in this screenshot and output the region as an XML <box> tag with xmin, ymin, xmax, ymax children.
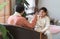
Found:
<box><xmin>27</xmin><ymin>15</ymin><xmax>52</xmax><ymax>39</ymax></box>
<box><xmin>34</xmin><ymin>15</ymin><xmax>50</xmax><ymax>34</ymax></box>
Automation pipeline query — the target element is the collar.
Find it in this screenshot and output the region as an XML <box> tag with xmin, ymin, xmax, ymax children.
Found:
<box><xmin>13</xmin><ymin>12</ymin><xmax>21</xmax><ymax>16</ymax></box>
<box><xmin>39</xmin><ymin>15</ymin><xmax>47</xmax><ymax>19</ymax></box>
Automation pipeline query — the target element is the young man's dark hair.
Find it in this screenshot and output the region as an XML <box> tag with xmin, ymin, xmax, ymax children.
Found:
<box><xmin>39</xmin><ymin>7</ymin><xmax>48</xmax><ymax>16</ymax></box>
<box><xmin>16</xmin><ymin>4</ymin><xmax>24</xmax><ymax>13</ymax></box>
<box><xmin>39</xmin><ymin>7</ymin><xmax>47</xmax><ymax>13</ymax></box>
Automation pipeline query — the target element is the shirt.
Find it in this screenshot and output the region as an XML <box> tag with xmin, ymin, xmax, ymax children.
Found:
<box><xmin>7</xmin><ymin>12</ymin><xmax>37</xmax><ymax>28</ymax></box>
<box><xmin>34</xmin><ymin>15</ymin><xmax>50</xmax><ymax>32</ymax></box>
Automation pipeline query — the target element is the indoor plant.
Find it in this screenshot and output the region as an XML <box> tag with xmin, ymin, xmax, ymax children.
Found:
<box><xmin>0</xmin><ymin>0</ymin><xmax>29</xmax><ymax>39</ymax></box>
<box><xmin>0</xmin><ymin>2</ymin><xmax>13</xmax><ymax>39</ymax></box>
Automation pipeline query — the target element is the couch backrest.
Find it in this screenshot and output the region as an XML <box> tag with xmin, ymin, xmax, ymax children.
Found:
<box><xmin>3</xmin><ymin>25</ymin><xmax>40</xmax><ymax>39</ymax></box>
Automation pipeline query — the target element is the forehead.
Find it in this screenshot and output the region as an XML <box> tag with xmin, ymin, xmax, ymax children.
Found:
<box><xmin>39</xmin><ymin>10</ymin><xmax>46</xmax><ymax>14</ymax></box>
<box><xmin>39</xmin><ymin>10</ymin><xmax>45</xmax><ymax>13</ymax></box>
<box><xmin>40</xmin><ymin>10</ymin><xmax>44</xmax><ymax>12</ymax></box>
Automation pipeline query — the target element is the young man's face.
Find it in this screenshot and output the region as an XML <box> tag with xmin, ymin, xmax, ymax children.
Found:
<box><xmin>39</xmin><ymin>10</ymin><xmax>46</xmax><ymax>17</ymax></box>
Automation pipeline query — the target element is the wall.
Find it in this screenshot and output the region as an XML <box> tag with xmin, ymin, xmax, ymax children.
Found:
<box><xmin>38</xmin><ymin>0</ymin><xmax>60</xmax><ymax>20</ymax></box>
<box><xmin>25</xmin><ymin>0</ymin><xmax>35</xmax><ymax>14</ymax></box>
<box><xmin>11</xmin><ymin>0</ymin><xmax>16</xmax><ymax>14</ymax></box>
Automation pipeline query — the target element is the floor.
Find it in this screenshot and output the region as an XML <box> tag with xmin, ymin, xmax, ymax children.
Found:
<box><xmin>41</xmin><ymin>32</ymin><xmax>60</xmax><ymax>39</ymax></box>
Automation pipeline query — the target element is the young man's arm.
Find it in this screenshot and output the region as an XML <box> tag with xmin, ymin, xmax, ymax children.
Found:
<box><xmin>41</xmin><ymin>18</ymin><xmax>50</xmax><ymax>32</ymax></box>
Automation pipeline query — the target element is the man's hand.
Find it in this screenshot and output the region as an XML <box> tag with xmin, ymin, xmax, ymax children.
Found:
<box><xmin>34</xmin><ymin>12</ymin><xmax>38</xmax><ymax>20</ymax></box>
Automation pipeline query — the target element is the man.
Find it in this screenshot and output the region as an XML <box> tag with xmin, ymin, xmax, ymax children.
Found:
<box><xmin>7</xmin><ymin>4</ymin><xmax>37</xmax><ymax>29</ymax></box>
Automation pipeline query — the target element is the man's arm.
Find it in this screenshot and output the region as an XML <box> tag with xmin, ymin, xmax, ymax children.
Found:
<box><xmin>16</xmin><ymin>15</ymin><xmax>37</xmax><ymax>29</ymax></box>
<box><xmin>21</xmin><ymin>16</ymin><xmax>37</xmax><ymax>28</ymax></box>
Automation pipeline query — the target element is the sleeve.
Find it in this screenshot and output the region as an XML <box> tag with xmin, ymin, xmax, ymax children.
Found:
<box><xmin>20</xmin><ymin>17</ymin><xmax>33</xmax><ymax>28</ymax></box>
<box><xmin>16</xmin><ymin>16</ymin><xmax>37</xmax><ymax>28</ymax></box>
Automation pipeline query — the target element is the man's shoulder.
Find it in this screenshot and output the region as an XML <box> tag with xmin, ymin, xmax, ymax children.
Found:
<box><xmin>45</xmin><ymin>16</ymin><xmax>50</xmax><ymax>19</ymax></box>
<box><xmin>8</xmin><ymin>15</ymin><xmax>13</xmax><ymax>19</ymax></box>
<box><xmin>16</xmin><ymin>16</ymin><xmax>26</xmax><ymax>20</ymax></box>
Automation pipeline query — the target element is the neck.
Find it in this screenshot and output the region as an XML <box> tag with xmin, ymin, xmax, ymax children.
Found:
<box><xmin>14</xmin><ymin>12</ymin><xmax>21</xmax><ymax>16</ymax></box>
<box><xmin>40</xmin><ymin>16</ymin><xmax>46</xmax><ymax>19</ymax></box>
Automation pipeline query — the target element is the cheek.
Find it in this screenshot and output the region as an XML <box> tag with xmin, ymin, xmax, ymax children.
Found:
<box><xmin>43</xmin><ymin>13</ymin><xmax>46</xmax><ymax>16</ymax></box>
<box><xmin>39</xmin><ymin>13</ymin><xmax>46</xmax><ymax>16</ymax></box>
<box><xmin>39</xmin><ymin>12</ymin><xmax>41</xmax><ymax>14</ymax></box>
<box><xmin>39</xmin><ymin>12</ymin><xmax>43</xmax><ymax>16</ymax></box>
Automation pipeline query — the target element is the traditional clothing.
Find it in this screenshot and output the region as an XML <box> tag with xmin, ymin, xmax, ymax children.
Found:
<box><xmin>34</xmin><ymin>15</ymin><xmax>52</xmax><ymax>39</ymax></box>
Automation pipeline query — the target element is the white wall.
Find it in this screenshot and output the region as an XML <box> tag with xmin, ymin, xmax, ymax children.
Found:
<box><xmin>25</xmin><ymin>0</ymin><xmax>35</xmax><ymax>14</ymax></box>
<box><xmin>38</xmin><ymin>0</ymin><xmax>60</xmax><ymax>20</ymax></box>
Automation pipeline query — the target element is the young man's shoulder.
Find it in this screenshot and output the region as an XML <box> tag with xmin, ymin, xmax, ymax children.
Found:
<box><xmin>45</xmin><ymin>16</ymin><xmax>50</xmax><ymax>21</ymax></box>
